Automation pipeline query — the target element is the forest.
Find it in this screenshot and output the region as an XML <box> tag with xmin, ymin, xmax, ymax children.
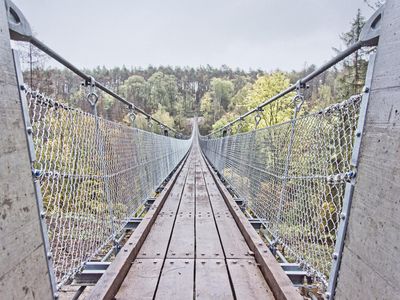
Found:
<box><xmin>20</xmin><ymin>9</ymin><xmax>370</xmax><ymax>137</ymax></box>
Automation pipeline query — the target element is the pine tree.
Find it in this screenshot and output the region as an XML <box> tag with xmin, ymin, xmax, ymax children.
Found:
<box><xmin>336</xmin><ymin>9</ymin><xmax>369</xmax><ymax>99</ymax></box>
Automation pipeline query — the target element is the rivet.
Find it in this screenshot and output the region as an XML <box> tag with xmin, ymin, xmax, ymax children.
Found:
<box><xmin>153</xmin><ymin>261</ymin><xmax>157</xmax><ymax>264</ymax></box>
<box><xmin>185</xmin><ymin>261</ymin><xmax>189</xmax><ymax>264</ymax></box>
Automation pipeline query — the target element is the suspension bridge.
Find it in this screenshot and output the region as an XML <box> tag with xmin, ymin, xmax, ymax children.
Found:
<box><xmin>0</xmin><ymin>0</ymin><xmax>399</xmax><ymax>299</ymax></box>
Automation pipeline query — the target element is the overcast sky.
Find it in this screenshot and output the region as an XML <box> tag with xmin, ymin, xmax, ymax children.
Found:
<box><xmin>13</xmin><ymin>0</ymin><xmax>375</xmax><ymax>72</ymax></box>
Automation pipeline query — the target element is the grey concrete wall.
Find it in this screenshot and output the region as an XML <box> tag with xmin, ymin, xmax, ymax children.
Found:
<box><xmin>0</xmin><ymin>1</ymin><xmax>53</xmax><ymax>299</ymax></box>
<box><xmin>335</xmin><ymin>1</ymin><xmax>400</xmax><ymax>299</ymax></box>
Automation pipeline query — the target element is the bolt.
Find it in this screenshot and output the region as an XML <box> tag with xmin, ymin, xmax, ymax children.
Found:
<box><xmin>142</xmin><ymin>252</ymin><xmax>146</xmax><ymax>256</ymax></box>
<box><xmin>20</xmin><ymin>85</ymin><xmax>25</xmax><ymax>91</ymax></box>
<box><xmin>201</xmin><ymin>261</ymin><xmax>206</xmax><ymax>265</ymax></box>
<box><xmin>332</xmin><ymin>253</ymin><xmax>338</xmax><ymax>260</ymax></box>
<box><xmin>129</xmin><ymin>242</ymin><xmax>133</xmax><ymax>245</ymax></box>
<box><xmin>157</xmin><ymin>252</ymin><xmax>160</xmax><ymax>256</ymax></box>
<box><xmin>216</xmin><ymin>261</ymin><xmax>221</xmax><ymax>265</ymax></box>
<box><xmin>170</xmin><ymin>261</ymin><xmax>174</xmax><ymax>264</ymax></box>
<box><xmin>340</xmin><ymin>212</ymin><xmax>346</xmax><ymax>220</ymax></box>
<box><xmin>54</xmin><ymin>292</ymin><xmax>59</xmax><ymax>299</ymax></box>
<box><xmin>232</xmin><ymin>261</ymin><xmax>237</xmax><ymax>264</ymax></box>
<box><xmin>47</xmin><ymin>252</ymin><xmax>52</xmax><ymax>259</ymax></box>
<box><xmin>40</xmin><ymin>211</ymin><xmax>45</xmax><ymax>219</ymax></box>
<box><xmin>153</xmin><ymin>261</ymin><xmax>157</xmax><ymax>264</ymax></box>
<box><xmin>124</xmin><ymin>249</ymin><xmax>128</xmax><ymax>252</ymax></box>
<box><xmin>356</xmin><ymin>132</ymin><xmax>361</xmax><ymax>137</ymax></box>
<box><xmin>32</xmin><ymin>169</ymin><xmax>42</xmax><ymax>177</ymax></box>
<box><xmin>363</xmin><ymin>86</ymin><xmax>370</xmax><ymax>93</ymax></box>
<box><xmin>26</xmin><ymin>127</ymin><xmax>33</xmax><ymax>134</ymax></box>
<box><xmin>185</xmin><ymin>261</ymin><xmax>189</xmax><ymax>264</ymax></box>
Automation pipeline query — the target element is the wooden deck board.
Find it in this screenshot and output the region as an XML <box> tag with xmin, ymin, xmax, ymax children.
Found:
<box><xmin>154</xmin><ymin>259</ymin><xmax>194</xmax><ymax>300</ymax></box>
<box><xmin>115</xmin><ymin>259</ymin><xmax>163</xmax><ymax>300</ymax></box>
<box><xmin>195</xmin><ymin>171</ymin><xmax>224</xmax><ymax>259</ymax></box>
<box><xmin>195</xmin><ymin>259</ymin><xmax>233</xmax><ymax>299</ymax></box>
<box><xmin>200</xmin><ymin>161</ymin><xmax>251</xmax><ymax>259</ymax></box>
<box><xmin>167</xmin><ymin>214</ymin><xmax>195</xmax><ymax>258</ymax></box>
<box><xmin>136</xmin><ymin>162</ymin><xmax>191</xmax><ymax>259</ymax></box>
<box><xmin>166</xmin><ymin>165</ymin><xmax>195</xmax><ymax>259</ymax></box>
<box><xmin>227</xmin><ymin>259</ymin><xmax>275</xmax><ymax>300</ymax></box>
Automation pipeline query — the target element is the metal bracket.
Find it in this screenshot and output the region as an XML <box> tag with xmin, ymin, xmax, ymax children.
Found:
<box><xmin>359</xmin><ymin>4</ymin><xmax>385</xmax><ymax>47</ymax></box>
<box><xmin>5</xmin><ymin>0</ymin><xmax>32</xmax><ymax>42</ymax></box>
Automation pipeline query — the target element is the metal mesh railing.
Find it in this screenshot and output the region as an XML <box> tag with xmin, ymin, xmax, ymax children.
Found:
<box><xmin>25</xmin><ymin>88</ymin><xmax>191</xmax><ymax>288</ymax></box>
<box><xmin>199</xmin><ymin>95</ymin><xmax>362</xmax><ymax>285</ymax></box>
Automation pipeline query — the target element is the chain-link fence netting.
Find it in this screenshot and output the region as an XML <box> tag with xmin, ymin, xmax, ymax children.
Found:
<box><xmin>199</xmin><ymin>95</ymin><xmax>362</xmax><ymax>285</ymax></box>
<box><xmin>25</xmin><ymin>88</ymin><xmax>191</xmax><ymax>288</ymax></box>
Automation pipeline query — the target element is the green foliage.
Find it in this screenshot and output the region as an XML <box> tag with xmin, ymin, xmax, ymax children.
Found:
<box><xmin>211</xmin><ymin>72</ymin><xmax>295</xmax><ymax>133</ymax></box>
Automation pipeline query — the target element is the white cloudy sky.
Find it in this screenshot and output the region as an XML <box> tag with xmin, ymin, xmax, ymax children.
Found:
<box><xmin>13</xmin><ymin>0</ymin><xmax>376</xmax><ymax>71</ymax></box>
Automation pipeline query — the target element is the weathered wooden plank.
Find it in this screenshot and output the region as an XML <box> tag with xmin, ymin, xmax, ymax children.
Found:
<box><xmin>136</xmin><ymin>213</ymin><xmax>177</xmax><ymax>259</ymax></box>
<box><xmin>178</xmin><ymin>165</ymin><xmax>196</xmax><ymax>212</ymax></box>
<box><xmin>115</xmin><ymin>259</ymin><xmax>163</xmax><ymax>300</ymax></box>
<box><xmin>154</xmin><ymin>259</ymin><xmax>194</xmax><ymax>300</ymax></box>
<box><xmin>201</xmin><ymin>155</ymin><xmax>302</xmax><ymax>300</ymax></box>
<box><xmin>195</xmin><ymin>259</ymin><xmax>233</xmax><ymax>299</ymax></box>
<box><xmin>212</xmin><ymin>211</ymin><xmax>251</xmax><ymax>258</ymax></box>
<box><xmin>195</xmin><ymin>214</ymin><xmax>224</xmax><ymax>259</ymax></box>
<box><xmin>167</xmin><ymin>214</ymin><xmax>195</xmax><ymax>258</ymax></box>
<box><xmin>198</xmin><ymin>159</ymin><xmax>250</xmax><ymax>259</ymax></box>
<box><xmin>137</xmin><ymin>162</ymin><xmax>192</xmax><ymax>259</ymax></box>
<box><xmin>201</xmin><ymin>166</ymin><xmax>251</xmax><ymax>259</ymax></box>
<box><xmin>166</xmin><ymin>165</ymin><xmax>195</xmax><ymax>258</ymax></box>
<box><xmin>195</xmin><ymin>172</ymin><xmax>224</xmax><ymax>258</ymax></box>
<box><xmin>227</xmin><ymin>259</ymin><xmax>274</xmax><ymax>300</ymax></box>
<box><xmin>88</xmin><ymin>153</ymin><xmax>189</xmax><ymax>300</ymax></box>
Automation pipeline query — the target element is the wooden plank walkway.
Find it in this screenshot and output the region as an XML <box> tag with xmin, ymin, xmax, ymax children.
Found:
<box><xmin>89</xmin><ymin>142</ymin><xmax>301</xmax><ymax>300</ymax></box>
